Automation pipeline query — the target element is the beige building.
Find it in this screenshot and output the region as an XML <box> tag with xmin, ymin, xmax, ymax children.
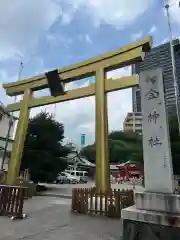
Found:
<box><xmin>123</xmin><ymin>112</ymin><xmax>142</xmax><ymax>134</ymax></box>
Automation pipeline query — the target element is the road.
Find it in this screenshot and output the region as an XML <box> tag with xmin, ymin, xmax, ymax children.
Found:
<box><xmin>0</xmin><ymin>196</ymin><xmax>122</xmax><ymax>240</ymax></box>
<box><xmin>40</xmin><ymin>182</ymin><xmax>145</xmax><ymax>198</ymax></box>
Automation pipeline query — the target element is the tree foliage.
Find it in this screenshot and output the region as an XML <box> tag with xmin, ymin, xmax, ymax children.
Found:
<box><xmin>81</xmin><ymin>131</ymin><xmax>143</xmax><ymax>164</ymax></box>
<box><xmin>108</xmin><ymin>131</ymin><xmax>141</xmax><ymax>143</ymax></box>
<box><xmin>21</xmin><ymin>112</ymin><xmax>71</xmax><ymax>183</ymax></box>
<box><xmin>80</xmin><ymin>144</ymin><xmax>96</xmax><ymax>163</ymax></box>
<box><xmin>81</xmin><ymin>112</ymin><xmax>180</xmax><ymax>176</ymax></box>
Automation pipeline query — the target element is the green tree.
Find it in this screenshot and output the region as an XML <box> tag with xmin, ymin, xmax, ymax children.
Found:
<box><xmin>109</xmin><ymin>131</ymin><xmax>142</xmax><ymax>163</ymax></box>
<box><xmin>81</xmin><ymin>130</ymin><xmax>143</xmax><ymax>164</ymax></box>
<box><xmin>21</xmin><ymin>112</ymin><xmax>71</xmax><ymax>183</ymax></box>
<box><xmin>109</xmin><ymin>131</ymin><xmax>141</xmax><ymax>143</ymax></box>
<box><xmin>80</xmin><ymin>144</ymin><xmax>96</xmax><ymax>163</ymax></box>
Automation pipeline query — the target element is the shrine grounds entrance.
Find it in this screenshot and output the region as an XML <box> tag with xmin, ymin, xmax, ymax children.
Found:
<box><xmin>3</xmin><ymin>36</ymin><xmax>152</xmax><ymax>195</ymax></box>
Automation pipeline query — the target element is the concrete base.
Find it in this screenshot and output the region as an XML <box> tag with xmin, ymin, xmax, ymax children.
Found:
<box><xmin>122</xmin><ymin>206</ymin><xmax>180</xmax><ymax>228</ymax></box>
<box><xmin>123</xmin><ymin>218</ymin><xmax>180</xmax><ymax>240</ymax></box>
<box><xmin>135</xmin><ymin>192</ymin><xmax>180</xmax><ymax>214</ymax></box>
<box><xmin>121</xmin><ymin>192</ymin><xmax>180</xmax><ymax>239</ymax></box>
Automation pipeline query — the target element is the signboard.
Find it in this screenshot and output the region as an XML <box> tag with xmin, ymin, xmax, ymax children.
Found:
<box><xmin>139</xmin><ymin>68</ymin><xmax>174</xmax><ymax>193</ymax></box>
<box><xmin>80</xmin><ymin>134</ymin><xmax>86</xmax><ymax>147</ymax></box>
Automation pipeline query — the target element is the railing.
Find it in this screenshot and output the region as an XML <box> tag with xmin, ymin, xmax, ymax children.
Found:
<box><xmin>0</xmin><ymin>185</ymin><xmax>27</xmax><ymax>218</ymax></box>
<box><xmin>72</xmin><ymin>188</ymin><xmax>134</xmax><ymax>218</ymax></box>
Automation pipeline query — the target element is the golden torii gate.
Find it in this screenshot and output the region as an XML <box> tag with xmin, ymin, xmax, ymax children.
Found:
<box><xmin>3</xmin><ymin>36</ymin><xmax>152</xmax><ymax>193</ymax></box>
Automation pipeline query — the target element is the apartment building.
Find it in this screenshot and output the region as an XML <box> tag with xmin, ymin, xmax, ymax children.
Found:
<box><xmin>123</xmin><ymin>112</ymin><xmax>142</xmax><ymax>134</ymax></box>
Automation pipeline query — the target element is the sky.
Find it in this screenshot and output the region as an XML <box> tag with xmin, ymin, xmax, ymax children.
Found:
<box><xmin>0</xmin><ymin>0</ymin><xmax>180</xmax><ymax>146</ymax></box>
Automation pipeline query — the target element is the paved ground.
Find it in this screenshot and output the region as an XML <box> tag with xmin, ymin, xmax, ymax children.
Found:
<box><xmin>0</xmin><ymin>182</ymin><xmax>141</xmax><ymax>239</ymax></box>
<box><xmin>39</xmin><ymin>182</ymin><xmax>144</xmax><ymax>198</ymax></box>
<box><xmin>0</xmin><ymin>196</ymin><xmax>122</xmax><ymax>240</ymax></box>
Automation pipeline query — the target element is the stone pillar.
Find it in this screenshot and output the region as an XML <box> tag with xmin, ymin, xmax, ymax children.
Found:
<box><xmin>140</xmin><ymin>68</ymin><xmax>174</xmax><ymax>193</ymax></box>
<box><xmin>121</xmin><ymin>69</ymin><xmax>180</xmax><ymax>239</ymax></box>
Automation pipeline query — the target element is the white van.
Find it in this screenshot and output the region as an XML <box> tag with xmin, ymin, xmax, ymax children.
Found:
<box><xmin>65</xmin><ymin>169</ymin><xmax>88</xmax><ymax>183</ymax></box>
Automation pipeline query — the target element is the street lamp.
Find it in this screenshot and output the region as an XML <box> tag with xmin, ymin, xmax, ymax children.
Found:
<box><xmin>165</xmin><ymin>1</ymin><xmax>180</xmax><ymax>134</ymax></box>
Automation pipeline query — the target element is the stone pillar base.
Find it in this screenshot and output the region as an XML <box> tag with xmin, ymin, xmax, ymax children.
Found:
<box><xmin>121</xmin><ymin>192</ymin><xmax>180</xmax><ymax>239</ymax></box>
<box><xmin>123</xmin><ymin>218</ymin><xmax>180</xmax><ymax>240</ymax></box>
<box><xmin>135</xmin><ymin>192</ymin><xmax>180</xmax><ymax>214</ymax></box>
<box><xmin>122</xmin><ymin>206</ymin><xmax>180</xmax><ymax>239</ymax></box>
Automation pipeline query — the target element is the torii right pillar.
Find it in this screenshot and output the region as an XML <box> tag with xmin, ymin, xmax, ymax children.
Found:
<box><xmin>122</xmin><ymin>68</ymin><xmax>180</xmax><ymax>239</ymax></box>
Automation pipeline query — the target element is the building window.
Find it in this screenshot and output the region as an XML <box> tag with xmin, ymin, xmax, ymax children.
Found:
<box><xmin>135</xmin><ymin>124</ymin><xmax>142</xmax><ymax>127</ymax></box>
<box><xmin>136</xmin><ymin>90</ymin><xmax>141</xmax><ymax>97</ymax></box>
<box><xmin>125</xmin><ymin>123</ymin><xmax>133</xmax><ymax>126</ymax></box>
<box><xmin>135</xmin><ymin>112</ymin><xmax>142</xmax><ymax>116</ymax></box>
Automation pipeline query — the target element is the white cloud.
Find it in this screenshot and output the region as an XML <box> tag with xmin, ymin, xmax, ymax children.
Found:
<box><xmin>0</xmin><ymin>70</ymin><xmax>18</xmax><ymax>105</ymax></box>
<box><xmin>107</xmin><ymin>66</ymin><xmax>131</xmax><ymax>79</ymax></box>
<box><xmin>149</xmin><ymin>25</ymin><xmax>157</xmax><ymax>34</ymax></box>
<box><xmin>46</xmin><ymin>33</ymin><xmax>74</xmax><ymax>48</ymax></box>
<box><xmin>0</xmin><ymin>0</ymin><xmax>61</xmax><ymax>61</ymax></box>
<box><xmin>77</xmin><ymin>34</ymin><xmax>93</xmax><ymax>44</ymax></box>
<box><xmin>165</xmin><ymin>0</ymin><xmax>180</xmax><ymax>26</ymax></box>
<box><xmin>85</xmin><ymin>34</ymin><xmax>92</xmax><ymax>44</ymax></box>
<box><xmin>61</xmin><ymin>13</ymin><xmax>73</xmax><ymax>25</ymax></box>
<box><xmin>30</xmin><ymin>66</ymin><xmax>132</xmax><ymax>146</ymax></box>
<box><xmin>132</xmin><ymin>31</ymin><xmax>143</xmax><ymax>41</ymax></box>
<box><xmin>163</xmin><ymin>0</ymin><xmax>180</xmax><ymax>25</ymax></box>
<box><xmin>62</xmin><ymin>0</ymin><xmax>154</xmax><ymax>29</ymax></box>
<box><xmin>47</xmin><ymin>33</ymin><xmax>92</xmax><ymax>48</ymax></box>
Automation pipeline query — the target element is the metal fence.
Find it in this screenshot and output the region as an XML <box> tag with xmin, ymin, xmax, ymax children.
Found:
<box><xmin>72</xmin><ymin>188</ymin><xmax>134</xmax><ymax>218</ymax></box>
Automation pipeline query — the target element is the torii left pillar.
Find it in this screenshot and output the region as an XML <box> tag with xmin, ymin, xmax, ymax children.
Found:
<box><xmin>6</xmin><ymin>88</ymin><xmax>32</xmax><ymax>185</ymax></box>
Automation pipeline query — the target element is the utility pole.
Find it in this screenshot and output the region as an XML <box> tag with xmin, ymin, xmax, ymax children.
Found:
<box><xmin>165</xmin><ymin>1</ymin><xmax>180</xmax><ymax>135</ymax></box>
